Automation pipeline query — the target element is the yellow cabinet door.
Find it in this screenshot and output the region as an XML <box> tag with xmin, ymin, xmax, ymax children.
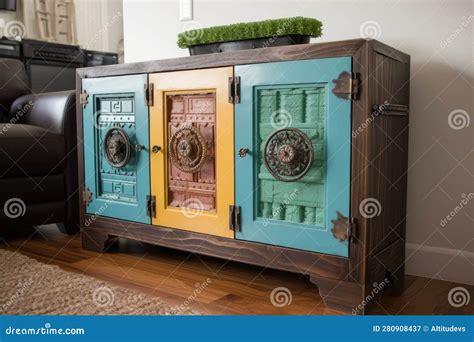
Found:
<box><xmin>150</xmin><ymin>67</ymin><xmax>234</xmax><ymax>238</ymax></box>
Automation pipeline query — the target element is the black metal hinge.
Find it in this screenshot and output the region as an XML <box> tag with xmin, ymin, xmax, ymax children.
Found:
<box><xmin>229</xmin><ymin>205</ymin><xmax>241</xmax><ymax>231</ymax></box>
<box><xmin>331</xmin><ymin>212</ymin><xmax>356</xmax><ymax>242</ymax></box>
<box><xmin>228</xmin><ymin>76</ymin><xmax>240</xmax><ymax>104</ymax></box>
<box><xmin>83</xmin><ymin>187</ymin><xmax>92</xmax><ymax>206</ymax></box>
<box><xmin>146</xmin><ymin>195</ymin><xmax>156</xmax><ymax>218</ymax></box>
<box><xmin>80</xmin><ymin>90</ymin><xmax>89</xmax><ymax>108</ymax></box>
<box><xmin>332</xmin><ymin>71</ymin><xmax>359</xmax><ymax>100</ymax></box>
<box><xmin>144</xmin><ymin>83</ymin><xmax>154</xmax><ymax>106</ymax></box>
<box><xmin>348</xmin><ymin>217</ymin><xmax>357</xmax><ymax>243</ymax></box>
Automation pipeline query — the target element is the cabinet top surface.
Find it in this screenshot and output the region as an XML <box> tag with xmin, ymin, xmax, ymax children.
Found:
<box><xmin>77</xmin><ymin>39</ymin><xmax>408</xmax><ymax>79</ymax></box>
<box><xmin>77</xmin><ymin>39</ymin><xmax>409</xmax><ymax>78</ymax></box>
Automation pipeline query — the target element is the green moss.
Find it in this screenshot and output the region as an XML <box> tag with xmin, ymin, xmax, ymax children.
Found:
<box><xmin>177</xmin><ymin>17</ymin><xmax>323</xmax><ymax>49</ymax></box>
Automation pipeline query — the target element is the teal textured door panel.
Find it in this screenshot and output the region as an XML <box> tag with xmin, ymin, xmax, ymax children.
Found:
<box><xmin>235</xmin><ymin>57</ymin><xmax>352</xmax><ymax>257</ymax></box>
<box><xmin>82</xmin><ymin>74</ymin><xmax>150</xmax><ymax>224</ymax></box>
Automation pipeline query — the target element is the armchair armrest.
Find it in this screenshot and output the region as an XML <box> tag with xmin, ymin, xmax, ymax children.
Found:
<box><xmin>10</xmin><ymin>90</ymin><xmax>76</xmax><ymax>135</ymax></box>
<box><xmin>10</xmin><ymin>90</ymin><xmax>79</xmax><ymax>230</ymax></box>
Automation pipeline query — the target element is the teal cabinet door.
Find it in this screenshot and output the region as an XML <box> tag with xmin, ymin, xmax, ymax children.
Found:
<box><xmin>235</xmin><ymin>58</ymin><xmax>352</xmax><ymax>257</ymax></box>
<box><xmin>82</xmin><ymin>74</ymin><xmax>150</xmax><ymax>224</ymax></box>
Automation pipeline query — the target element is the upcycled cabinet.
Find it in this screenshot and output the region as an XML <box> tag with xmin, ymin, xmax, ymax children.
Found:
<box><xmin>77</xmin><ymin>39</ymin><xmax>410</xmax><ymax>314</ymax></box>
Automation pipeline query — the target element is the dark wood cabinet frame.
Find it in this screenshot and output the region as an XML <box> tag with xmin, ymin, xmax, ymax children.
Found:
<box><xmin>76</xmin><ymin>39</ymin><xmax>410</xmax><ymax>314</ymax></box>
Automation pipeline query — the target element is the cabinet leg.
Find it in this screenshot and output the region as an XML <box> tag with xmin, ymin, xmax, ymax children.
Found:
<box><xmin>81</xmin><ymin>229</ymin><xmax>117</xmax><ymax>252</ymax></box>
<box><xmin>310</xmin><ymin>275</ymin><xmax>364</xmax><ymax>314</ymax></box>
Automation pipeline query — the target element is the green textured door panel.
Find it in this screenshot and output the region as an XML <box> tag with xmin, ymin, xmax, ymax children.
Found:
<box><xmin>235</xmin><ymin>57</ymin><xmax>352</xmax><ymax>257</ymax></box>
<box><xmin>256</xmin><ymin>86</ymin><xmax>326</xmax><ymax>225</ymax></box>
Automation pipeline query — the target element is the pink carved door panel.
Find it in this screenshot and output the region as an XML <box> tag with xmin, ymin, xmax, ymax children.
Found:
<box><xmin>167</xmin><ymin>93</ymin><xmax>216</xmax><ymax>212</ymax></box>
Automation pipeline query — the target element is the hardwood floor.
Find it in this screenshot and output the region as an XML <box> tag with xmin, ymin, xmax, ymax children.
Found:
<box><xmin>1</xmin><ymin>225</ymin><xmax>472</xmax><ymax>315</ymax></box>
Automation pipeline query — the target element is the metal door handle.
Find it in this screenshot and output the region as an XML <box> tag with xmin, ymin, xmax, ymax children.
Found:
<box><xmin>238</xmin><ymin>148</ymin><xmax>249</xmax><ymax>158</ymax></box>
<box><xmin>151</xmin><ymin>145</ymin><xmax>162</xmax><ymax>153</ymax></box>
<box><xmin>135</xmin><ymin>144</ymin><xmax>145</xmax><ymax>152</ymax></box>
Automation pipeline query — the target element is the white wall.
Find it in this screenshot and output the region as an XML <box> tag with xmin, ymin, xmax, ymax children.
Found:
<box><xmin>122</xmin><ymin>0</ymin><xmax>473</xmax><ymax>284</ymax></box>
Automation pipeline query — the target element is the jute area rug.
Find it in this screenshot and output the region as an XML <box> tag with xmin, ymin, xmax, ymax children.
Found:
<box><xmin>0</xmin><ymin>249</ymin><xmax>197</xmax><ymax>315</ymax></box>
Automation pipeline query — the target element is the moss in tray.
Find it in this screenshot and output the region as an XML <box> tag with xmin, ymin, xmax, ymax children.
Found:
<box><xmin>177</xmin><ymin>17</ymin><xmax>323</xmax><ymax>49</ymax></box>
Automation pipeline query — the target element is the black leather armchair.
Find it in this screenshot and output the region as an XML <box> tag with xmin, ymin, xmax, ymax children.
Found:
<box><xmin>0</xmin><ymin>58</ymin><xmax>79</xmax><ymax>234</ymax></box>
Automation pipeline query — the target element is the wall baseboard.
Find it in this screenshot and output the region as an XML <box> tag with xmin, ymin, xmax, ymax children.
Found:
<box><xmin>405</xmin><ymin>243</ymin><xmax>474</xmax><ymax>285</ymax></box>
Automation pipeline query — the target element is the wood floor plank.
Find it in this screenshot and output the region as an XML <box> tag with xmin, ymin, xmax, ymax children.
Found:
<box><xmin>1</xmin><ymin>225</ymin><xmax>472</xmax><ymax>315</ymax></box>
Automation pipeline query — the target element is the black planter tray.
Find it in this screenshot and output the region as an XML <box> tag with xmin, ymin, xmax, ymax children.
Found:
<box><xmin>189</xmin><ymin>35</ymin><xmax>310</xmax><ymax>55</ymax></box>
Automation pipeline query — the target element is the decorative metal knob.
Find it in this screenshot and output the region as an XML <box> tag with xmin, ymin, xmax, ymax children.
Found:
<box><xmin>169</xmin><ymin>126</ymin><xmax>208</xmax><ymax>173</ymax></box>
<box><xmin>103</xmin><ymin>127</ymin><xmax>131</xmax><ymax>168</ymax></box>
<box><xmin>151</xmin><ymin>145</ymin><xmax>161</xmax><ymax>153</ymax></box>
<box><xmin>277</xmin><ymin>144</ymin><xmax>295</xmax><ymax>163</ymax></box>
<box><xmin>135</xmin><ymin>144</ymin><xmax>145</xmax><ymax>152</ymax></box>
<box><xmin>177</xmin><ymin>140</ymin><xmax>192</xmax><ymax>157</ymax></box>
<box><xmin>263</xmin><ymin>128</ymin><xmax>313</xmax><ymax>182</ymax></box>
<box><xmin>238</xmin><ymin>148</ymin><xmax>249</xmax><ymax>158</ymax></box>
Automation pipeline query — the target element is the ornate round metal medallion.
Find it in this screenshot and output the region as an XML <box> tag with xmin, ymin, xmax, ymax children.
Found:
<box><xmin>169</xmin><ymin>126</ymin><xmax>208</xmax><ymax>173</ymax></box>
<box><xmin>103</xmin><ymin>127</ymin><xmax>132</xmax><ymax>168</ymax></box>
<box><xmin>263</xmin><ymin>128</ymin><xmax>313</xmax><ymax>182</ymax></box>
